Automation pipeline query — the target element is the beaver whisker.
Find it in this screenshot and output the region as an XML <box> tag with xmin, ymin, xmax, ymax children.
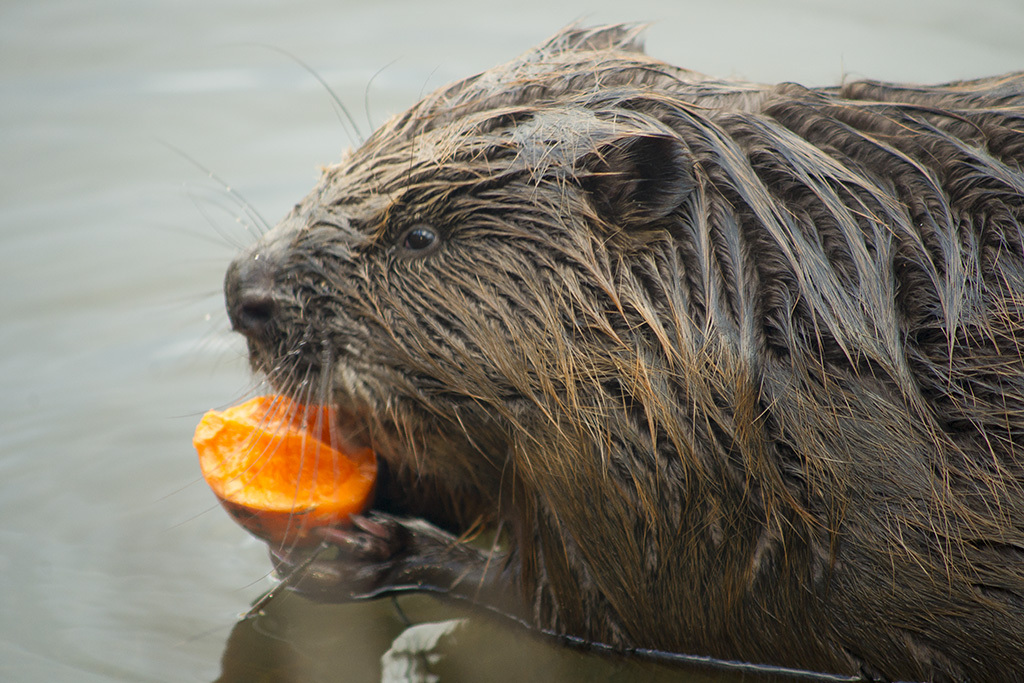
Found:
<box><xmin>249</xmin><ymin>44</ymin><xmax>364</xmax><ymax>146</ymax></box>
<box><xmin>162</xmin><ymin>140</ymin><xmax>273</xmax><ymax>239</ymax></box>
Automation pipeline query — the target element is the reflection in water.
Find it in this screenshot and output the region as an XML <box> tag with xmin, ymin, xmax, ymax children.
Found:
<box><xmin>215</xmin><ymin>586</ymin><xmax>860</xmax><ymax>682</ymax></box>
<box><xmin>379</xmin><ymin>619</ymin><xmax>464</xmax><ymax>683</ymax></box>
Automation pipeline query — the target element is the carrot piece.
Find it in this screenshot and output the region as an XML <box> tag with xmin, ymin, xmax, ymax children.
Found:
<box><xmin>194</xmin><ymin>395</ymin><xmax>376</xmax><ymax>546</ymax></box>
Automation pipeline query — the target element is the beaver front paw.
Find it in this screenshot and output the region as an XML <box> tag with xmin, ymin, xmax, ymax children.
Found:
<box><xmin>265</xmin><ymin>512</ymin><xmax>422</xmax><ymax>602</ymax></box>
<box><xmin>317</xmin><ymin>513</ymin><xmax>411</xmax><ymax>568</ymax></box>
<box><xmin>266</xmin><ymin>511</ymin><xmax>519</xmax><ymax>612</ymax></box>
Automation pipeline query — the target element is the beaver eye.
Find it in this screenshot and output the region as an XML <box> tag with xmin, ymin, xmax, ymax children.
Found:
<box><xmin>396</xmin><ymin>224</ymin><xmax>439</xmax><ymax>256</ymax></box>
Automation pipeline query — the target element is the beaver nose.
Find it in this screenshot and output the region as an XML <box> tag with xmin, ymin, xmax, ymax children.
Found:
<box><xmin>224</xmin><ymin>250</ymin><xmax>277</xmax><ymax>340</ymax></box>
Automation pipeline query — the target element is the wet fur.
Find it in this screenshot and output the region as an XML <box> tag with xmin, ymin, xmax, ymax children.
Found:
<box><xmin>228</xmin><ymin>26</ymin><xmax>1024</xmax><ymax>682</ymax></box>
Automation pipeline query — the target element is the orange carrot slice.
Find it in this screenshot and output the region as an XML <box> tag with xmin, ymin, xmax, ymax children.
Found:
<box><xmin>194</xmin><ymin>395</ymin><xmax>376</xmax><ymax>546</ymax></box>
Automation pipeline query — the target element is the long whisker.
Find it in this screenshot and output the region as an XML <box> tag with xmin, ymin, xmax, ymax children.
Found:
<box><xmin>364</xmin><ymin>58</ymin><xmax>399</xmax><ymax>134</ymax></box>
<box><xmin>160</xmin><ymin>139</ymin><xmax>273</xmax><ymax>237</ymax></box>
<box><xmin>249</xmin><ymin>44</ymin><xmax>364</xmax><ymax>146</ymax></box>
<box><xmin>182</xmin><ymin>183</ymin><xmax>263</xmax><ymax>247</ymax></box>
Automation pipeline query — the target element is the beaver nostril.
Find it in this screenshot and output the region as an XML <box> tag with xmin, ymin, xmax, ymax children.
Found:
<box><xmin>233</xmin><ymin>294</ymin><xmax>275</xmax><ymax>336</ymax></box>
<box><xmin>224</xmin><ymin>251</ymin><xmax>278</xmax><ymax>340</ymax></box>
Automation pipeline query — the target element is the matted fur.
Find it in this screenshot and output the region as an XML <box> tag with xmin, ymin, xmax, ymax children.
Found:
<box><xmin>225</xmin><ymin>25</ymin><xmax>1024</xmax><ymax>681</ymax></box>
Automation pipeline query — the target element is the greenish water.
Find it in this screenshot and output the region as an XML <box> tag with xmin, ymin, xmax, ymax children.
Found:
<box><xmin>3</xmin><ymin>0</ymin><xmax>1023</xmax><ymax>681</ymax></box>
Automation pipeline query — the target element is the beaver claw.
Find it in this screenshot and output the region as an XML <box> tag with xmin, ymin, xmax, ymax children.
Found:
<box><xmin>267</xmin><ymin>511</ymin><xmax>508</xmax><ymax>607</ymax></box>
<box><xmin>318</xmin><ymin>514</ymin><xmax>410</xmax><ymax>563</ymax></box>
<box><xmin>267</xmin><ymin>512</ymin><xmax>413</xmax><ymax>602</ymax></box>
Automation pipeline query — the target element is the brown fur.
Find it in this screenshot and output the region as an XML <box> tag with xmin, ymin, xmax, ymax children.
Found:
<box><xmin>224</xmin><ymin>25</ymin><xmax>1024</xmax><ymax>681</ymax></box>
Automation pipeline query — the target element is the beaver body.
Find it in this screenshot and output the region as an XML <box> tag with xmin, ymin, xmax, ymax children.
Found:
<box><xmin>224</xmin><ymin>26</ymin><xmax>1024</xmax><ymax>682</ymax></box>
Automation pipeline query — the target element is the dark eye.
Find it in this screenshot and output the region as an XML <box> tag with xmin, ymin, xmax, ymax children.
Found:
<box><xmin>397</xmin><ymin>224</ymin><xmax>439</xmax><ymax>256</ymax></box>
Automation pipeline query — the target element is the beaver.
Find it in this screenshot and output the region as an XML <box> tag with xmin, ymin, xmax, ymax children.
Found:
<box><xmin>222</xmin><ymin>24</ymin><xmax>1024</xmax><ymax>682</ymax></box>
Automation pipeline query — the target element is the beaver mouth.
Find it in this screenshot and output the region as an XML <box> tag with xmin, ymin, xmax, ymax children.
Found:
<box><xmin>252</xmin><ymin>347</ymin><xmax>386</xmax><ymax>458</ymax></box>
<box><xmin>329</xmin><ymin>404</ymin><xmax>375</xmax><ymax>455</ymax></box>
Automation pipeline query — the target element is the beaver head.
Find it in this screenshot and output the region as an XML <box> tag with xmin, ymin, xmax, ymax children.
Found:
<box><xmin>224</xmin><ymin>24</ymin><xmax>1024</xmax><ymax>680</ymax></box>
<box><xmin>224</xmin><ymin>25</ymin><xmax>710</xmax><ymax>502</ymax></box>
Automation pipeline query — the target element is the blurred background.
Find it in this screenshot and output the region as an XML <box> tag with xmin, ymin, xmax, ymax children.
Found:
<box><xmin>3</xmin><ymin>0</ymin><xmax>1024</xmax><ymax>681</ymax></box>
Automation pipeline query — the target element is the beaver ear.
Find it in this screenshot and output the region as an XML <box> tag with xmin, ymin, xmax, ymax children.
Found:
<box><xmin>580</xmin><ymin>134</ymin><xmax>694</xmax><ymax>226</ymax></box>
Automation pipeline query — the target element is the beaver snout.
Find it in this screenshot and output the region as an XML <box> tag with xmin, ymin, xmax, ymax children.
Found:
<box><xmin>224</xmin><ymin>248</ymin><xmax>277</xmax><ymax>342</ymax></box>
